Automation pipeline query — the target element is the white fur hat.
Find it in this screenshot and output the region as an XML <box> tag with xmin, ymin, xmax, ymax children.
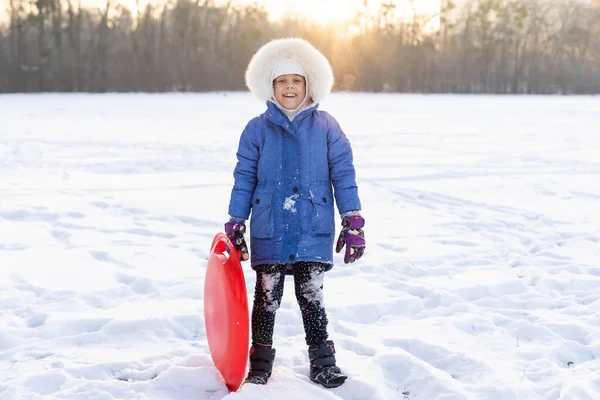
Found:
<box><xmin>245</xmin><ymin>38</ymin><xmax>334</xmax><ymax>104</ymax></box>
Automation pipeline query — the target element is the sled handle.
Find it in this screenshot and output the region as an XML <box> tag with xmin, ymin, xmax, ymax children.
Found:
<box><xmin>210</xmin><ymin>232</ymin><xmax>237</xmax><ymax>260</ymax></box>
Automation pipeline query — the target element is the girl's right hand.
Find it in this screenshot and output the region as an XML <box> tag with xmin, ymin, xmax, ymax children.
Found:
<box><xmin>224</xmin><ymin>218</ymin><xmax>250</xmax><ymax>262</ymax></box>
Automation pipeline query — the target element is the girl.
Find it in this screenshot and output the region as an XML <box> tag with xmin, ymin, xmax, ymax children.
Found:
<box><xmin>225</xmin><ymin>38</ymin><xmax>365</xmax><ymax>389</ymax></box>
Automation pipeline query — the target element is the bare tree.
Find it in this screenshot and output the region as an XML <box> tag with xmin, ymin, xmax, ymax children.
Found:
<box><xmin>0</xmin><ymin>0</ymin><xmax>599</xmax><ymax>93</ymax></box>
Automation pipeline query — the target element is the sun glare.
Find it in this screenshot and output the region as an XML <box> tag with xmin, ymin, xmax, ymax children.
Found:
<box><xmin>264</xmin><ymin>0</ymin><xmax>359</xmax><ymax>25</ymax></box>
<box><xmin>259</xmin><ymin>0</ymin><xmax>440</xmax><ymax>25</ymax></box>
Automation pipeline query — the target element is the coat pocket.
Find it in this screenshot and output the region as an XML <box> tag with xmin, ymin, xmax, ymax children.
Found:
<box><xmin>309</xmin><ymin>187</ymin><xmax>335</xmax><ymax>234</ymax></box>
<box><xmin>250</xmin><ymin>190</ymin><xmax>274</xmax><ymax>239</ymax></box>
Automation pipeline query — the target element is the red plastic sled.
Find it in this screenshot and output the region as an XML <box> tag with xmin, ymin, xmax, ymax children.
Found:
<box><xmin>204</xmin><ymin>233</ymin><xmax>250</xmax><ymax>392</ymax></box>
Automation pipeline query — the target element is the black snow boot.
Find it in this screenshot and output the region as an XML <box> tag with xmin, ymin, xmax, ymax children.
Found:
<box><xmin>308</xmin><ymin>340</ymin><xmax>348</xmax><ymax>388</ymax></box>
<box><xmin>244</xmin><ymin>344</ymin><xmax>276</xmax><ymax>385</ymax></box>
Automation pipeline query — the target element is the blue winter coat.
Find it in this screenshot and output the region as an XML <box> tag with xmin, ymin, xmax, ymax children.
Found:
<box><xmin>228</xmin><ymin>101</ymin><xmax>361</xmax><ymax>270</ymax></box>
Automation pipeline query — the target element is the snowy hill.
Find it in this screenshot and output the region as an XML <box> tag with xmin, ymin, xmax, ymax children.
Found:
<box><xmin>1</xmin><ymin>93</ymin><xmax>599</xmax><ymax>400</ymax></box>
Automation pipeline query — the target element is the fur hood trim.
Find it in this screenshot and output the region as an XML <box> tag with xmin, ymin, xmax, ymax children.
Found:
<box><xmin>245</xmin><ymin>38</ymin><xmax>334</xmax><ymax>104</ymax></box>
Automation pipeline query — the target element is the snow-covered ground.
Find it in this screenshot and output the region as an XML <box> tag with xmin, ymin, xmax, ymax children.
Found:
<box><xmin>1</xmin><ymin>93</ymin><xmax>600</xmax><ymax>400</ymax></box>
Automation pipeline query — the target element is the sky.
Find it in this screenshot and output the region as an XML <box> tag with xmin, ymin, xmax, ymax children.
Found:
<box><xmin>0</xmin><ymin>0</ymin><xmax>439</xmax><ymax>25</ymax></box>
<box><xmin>0</xmin><ymin>0</ymin><xmax>442</xmax><ymax>31</ymax></box>
<box><xmin>1</xmin><ymin>92</ymin><xmax>600</xmax><ymax>399</ymax></box>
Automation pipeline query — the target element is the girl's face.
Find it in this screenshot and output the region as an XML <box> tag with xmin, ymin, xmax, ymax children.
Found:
<box><xmin>273</xmin><ymin>74</ymin><xmax>306</xmax><ymax>110</ymax></box>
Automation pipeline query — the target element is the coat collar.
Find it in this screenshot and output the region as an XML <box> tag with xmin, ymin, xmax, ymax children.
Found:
<box><xmin>264</xmin><ymin>101</ymin><xmax>319</xmax><ymax>128</ymax></box>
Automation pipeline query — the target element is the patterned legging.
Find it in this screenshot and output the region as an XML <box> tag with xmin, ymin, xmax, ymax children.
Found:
<box><xmin>252</xmin><ymin>261</ymin><xmax>329</xmax><ymax>346</ymax></box>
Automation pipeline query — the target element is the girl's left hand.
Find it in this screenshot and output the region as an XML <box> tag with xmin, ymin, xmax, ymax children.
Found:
<box><xmin>335</xmin><ymin>214</ymin><xmax>365</xmax><ymax>263</ymax></box>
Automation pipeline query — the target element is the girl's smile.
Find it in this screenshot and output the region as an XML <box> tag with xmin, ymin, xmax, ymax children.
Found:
<box><xmin>273</xmin><ymin>74</ymin><xmax>306</xmax><ymax>110</ymax></box>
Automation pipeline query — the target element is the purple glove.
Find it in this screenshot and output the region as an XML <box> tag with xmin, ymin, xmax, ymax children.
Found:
<box><xmin>335</xmin><ymin>213</ymin><xmax>365</xmax><ymax>263</ymax></box>
<box><xmin>224</xmin><ymin>218</ymin><xmax>249</xmax><ymax>262</ymax></box>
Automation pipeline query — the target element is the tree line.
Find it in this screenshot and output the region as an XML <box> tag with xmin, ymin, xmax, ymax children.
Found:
<box><xmin>1</xmin><ymin>0</ymin><xmax>599</xmax><ymax>94</ymax></box>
